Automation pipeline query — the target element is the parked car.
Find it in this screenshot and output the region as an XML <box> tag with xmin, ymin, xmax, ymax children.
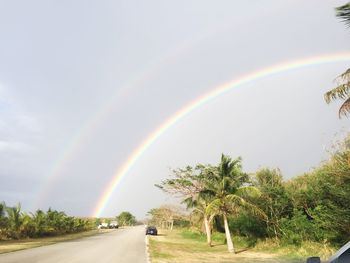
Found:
<box><xmin>145</xmin><ymin>226</ymin><xmax>158</xmax><ymax>235</ymax></box>
<box><xmin>109</xmin><ymin>221</ymin><xmax>119</xmax><ymax>229</ymax></box>
<box><xmin>306</xmin><ymin>240</ymin><xmax>350</xmax><ymax>263</ymax></box>
<box><xmin>98</xmin><ymin>223</ymin><xmax>109</xmax><ymax>229</ymax></box>
<box><xmin>98</xmin><ymin>222</ymin><xmax>119</xmax><ymax>229</ymax></box>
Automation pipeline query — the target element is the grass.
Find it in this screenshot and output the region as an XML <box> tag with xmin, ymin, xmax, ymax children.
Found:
<box><xmin>0</xmin><ymin>229</ymin><xmax>112</xmax><ymax>254</ymax></box>
<box><xmin>254</xmin><ymin>239</ymin><xmax>336</xmax><ymax>262</ymax></box>
<box><xmin>148</xmin><ymin>229</ymin><xmax>336</xmax><ymax>263</ymax></box>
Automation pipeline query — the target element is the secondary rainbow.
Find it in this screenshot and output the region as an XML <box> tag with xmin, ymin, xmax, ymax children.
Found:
<box><xmin>92</xmin><ymin>52</ymin><xmax>350</xmax><ymax>217</ymax></box>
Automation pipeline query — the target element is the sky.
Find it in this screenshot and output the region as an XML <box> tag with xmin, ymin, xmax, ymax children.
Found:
<box><xmin>0</xmin><ymin>0</ymin><xmax>349</xmax><ymax>219</ymax></box>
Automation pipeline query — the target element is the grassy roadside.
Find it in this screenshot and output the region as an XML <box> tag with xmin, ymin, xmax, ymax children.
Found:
<box><xmin>0</xmin><ymin>229</ymin><xmax>113</xmax><ymax>254</ymax></box>
<box><xmin>148</xmin><ymin>229</ymin><xmax>336</xmax><ymax>263</ymax></box>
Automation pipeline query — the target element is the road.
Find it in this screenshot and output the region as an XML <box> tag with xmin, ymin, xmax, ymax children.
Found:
<box><xmin>0</xmin><ymin>226</ymin><xmax>148</xmax><ymax>263</ymax></box>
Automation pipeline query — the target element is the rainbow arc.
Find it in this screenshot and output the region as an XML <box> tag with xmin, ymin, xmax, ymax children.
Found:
<box><xmin>90</xmin><ymin>52</ymin><xmax>350</xmax><ymax>217</ymax></box>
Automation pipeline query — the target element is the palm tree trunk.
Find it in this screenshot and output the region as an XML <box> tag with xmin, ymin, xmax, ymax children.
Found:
<box><xmin>203</xmin><ymin>216</ymin><xmax>212</xmax><ymax>246</ymax></box>
<box><xmin>223</xmin><ymin>214</ymin><xmax>235</xmax><ymax>253</ymax></box>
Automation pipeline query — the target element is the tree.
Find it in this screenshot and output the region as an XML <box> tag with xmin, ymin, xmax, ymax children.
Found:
<box><xmin>20</xmin><ymin>213</ymin><xmax>36</xmax><ymax>238</ymax></box>
<box><xmin>184</xmin><ymin>194</ymin><xmax>215</xmax><ymax>246</ymax></box>
<box><xmin>205</xmin><ymin>154</ymin><xmax>265</xmax><ymax>253</ymax></box>
<box><xmin>0</xmin><ymin>202</ymin><xmax>9</xmax><ymax>239</ymax></box>
<box><xmin>156</xmin><ymin>165</ymin><xmax>216</xmax><ymax>246</ymax></box>
<box><xmin>285</xmin><ymin>137</ymin><xmax>350</xmax><ymax>244</ymax></box>
<box><xmin>0</xmin><ymin>203</ymin><xmax>93</xmax><ymax>239</ymax></box>
<box><xmin>253</xmin><ymin>168</ymin><xmax>292</xmax><ymax>239</ymax></box>
<box><xmin>0</xmin><ymin>202</ymin><xmax>7</xmax><ymax>227</ymax></box>
<box><xmin>324</xmin><ymin>3</ymin><xmax>350</xmax><ymax>117</ymax></box>
<box><xmin>146</xmin><ymin>205</ymin><xmax>187</xmax><ymax>230</ymax></box>
<box><xmin>116</xmin><ymin>211</ymin><xmax>136</xmax><ymax>226</ymax></box>
<box><xmin>31</xmin><ymin>210</ymin><xmax>48</xmax><ymax>237</ymax></box>
<box><xmin>6</xmin><ymin>203</ymin><xmax>22</xmax><ymax>239</ymax></box>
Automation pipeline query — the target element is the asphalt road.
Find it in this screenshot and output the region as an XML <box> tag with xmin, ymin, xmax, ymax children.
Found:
<box><xmin>0</xmin><ymin>226</ymin><xmax>148</xmax><ymax>263</ymax></box>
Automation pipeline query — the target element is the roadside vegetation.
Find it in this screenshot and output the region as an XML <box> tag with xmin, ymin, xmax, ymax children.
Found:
<box><xmin>149</xmin><ymin>135</ymin><xmax>349</xmax><ymax>261</ymax></box>
<box><xmin>96</xmin><ymin>211</ymin><xmax>137</xmax><ymax>229</ymax></box>
<box><xmin>0</xmin><ymin>204</ymin><xmax>95</xmax><ymax>240</ymax></box>
<box><xmin>116</xmin><ymin>211</ymin><xmax>137</xmax><ymax>226</ymax></box>
<box><xmin>0</xmin><ymin>207</ymin><xmax>138</xmax><ymax>254</ymax></box>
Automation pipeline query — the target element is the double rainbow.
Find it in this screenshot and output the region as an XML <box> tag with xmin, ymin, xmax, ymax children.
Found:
<box><xmin>91</xmin><ymin>52</ymin><xmax>350</xmax><ymax>217</ymax></box>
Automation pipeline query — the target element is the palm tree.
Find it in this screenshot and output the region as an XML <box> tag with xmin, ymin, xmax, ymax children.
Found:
<box><xmin>0</xmin><ymin>202</ymin><xmax>5</xmax><ymax>217</ymax></box>
<box><xmin>205</xmin><ymin>154</ymin><xmax>265</xmax><ymax>253</ymax></box>
<box><xmin>184</xmin><ymin>189</ymin><xmax>215</xmax><ymax>246</ymax></box>
<box><xmin>6</xmin><ymin>203</ymin><xmax>22</xmax><ymax>238</ymax></box>
<box><xmin>0</xmin><ymin>202</ymin><xmax>8</xmax><ymax>237</ymax></box>
<box><xmin>157</xmin><ymin>164</ymin><xmax>216</xmax><ymax>246</ymax></box>
<box><xmin>20</xmin><ymin>213</ymin><xmax>35</xmax><ymax>238</ymax></box>
<box><xmin>324</xmin><ymin>3</ymin><xmax>350</xmax><ymax>117</ymax></box>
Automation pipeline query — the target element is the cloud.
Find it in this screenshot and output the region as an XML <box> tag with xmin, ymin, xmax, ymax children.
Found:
<box><xmin>0</xmin><ymin>140</ymin><xmax>33</xmax><ymax>153</ymax></box>
<box><xmin>0</xmin><ymin>84</ymin><xmax>42</xmax><ymax>161</ymax></box>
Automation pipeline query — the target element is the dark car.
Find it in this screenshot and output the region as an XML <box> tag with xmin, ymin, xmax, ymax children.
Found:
<box><xmin>145</xmin><ymin>226</ymin><xmax>158</xmax><ymax>235</ymax></box>
<box><xmin>306</xmin><ymin>240</ymin><xmax>350</xmax><ymax>263</ymax></box>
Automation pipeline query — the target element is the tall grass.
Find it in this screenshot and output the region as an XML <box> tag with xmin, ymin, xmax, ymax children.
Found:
<box><xmin>254</xmin><ymin>239</ymin><xmax>336</xmax><ymax>261</ymax></box>
<box><xmin>179</xmin><ymin>228</ymin><xmax>336</xmax><ymax>261</ymax></box>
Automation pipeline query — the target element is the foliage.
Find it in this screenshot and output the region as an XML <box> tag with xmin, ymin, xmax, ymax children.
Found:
<box><xmin>116</xmin><ymin>211</ymin><xmax>136</xmax><ymax>226</ymax></box>
<box><xmin>228</xmin><ymin>212</ymin><xmax>267</xmax><ymax>240</ymax></box>
<box><xmin>252</xmin><ymin>168</ymin><xmax>292</xmax><ymax>239</ymax></box>
<box><xmin>324</xmin><ymin>69</ymin><xmax>350</xmax><ymax>117</ymax></box>
<box><xmin>155</xmin><ymin>134</ymin><xmax>350</xmax><ymax>252</ymax></box>
<box><xmin>284</xmin><ymin>138</ymin><xmax>350</xmax><ymax>245</ymax></box>
<box><xmin>156</xmin><ymin>164</ymin><xmax>216</xmax><ymax>245</ymax></box>
<box><xmin>336</xmin><ymin>2</ymin><xmax>350</xmax><ymax>27</ymax></box>
<box><xmin>324</xmin><ymin>3</ymin><xmax>350</xmax><ymax>117</ymax></box>
<box><xmin>203</xmin><ymin>154</ymin><xmax>265</xmax><ymax>253</ymax></box>
<box><xmin>147</xmin><ymin>205</ymin><xmax>188</xmax><ymax>229</ymax></box>
<box><xmin>0</xmin><ymin>204</ymin><xmax>94</xmax><ymax>240</ymax></box>
<box><xmin>157</xmin><ymin>154</ymin><xmax>265</xmax><ymax>252</ymax></box>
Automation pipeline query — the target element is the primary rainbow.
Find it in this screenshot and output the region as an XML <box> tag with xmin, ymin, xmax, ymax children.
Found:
<box><xmin>92</xmin><ymin>52</ymin><xmax>350</xmax><ymax>217</ymax></box>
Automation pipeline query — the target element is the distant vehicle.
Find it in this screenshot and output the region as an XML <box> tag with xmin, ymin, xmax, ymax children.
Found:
<box><xmin>97</xmin><ymin>222</ymin><xmax>119</xmax><ymax>229</ymax></box>
<box><xmin>145</xmin><ymin>226</ymin><xmax>157</xmax><ymax>235</ymax></box>
<box><xmin>98</xmin><ymin>223</ymin><xmax>109</xmax><ymax>229</ymax></box>
<box><xmin>109</xmin><ymin>221</ymin><xmax>119</xmax><ymax>229</ymax></box>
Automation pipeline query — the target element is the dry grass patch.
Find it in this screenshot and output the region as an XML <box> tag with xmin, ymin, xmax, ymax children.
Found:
<box><xmin>0</xmin><ymin>229</ymin><xmax>112</xmax><ymax>254</ymax></box>
<box><xmin>255</xmin><ymin>239</ymin><xmax>336</xmax><ymax>262</ymax></box>
<box><xmin>149</xmin><ymin>229</ymin><xmax>301</xmax><ymax>263</ymax></box>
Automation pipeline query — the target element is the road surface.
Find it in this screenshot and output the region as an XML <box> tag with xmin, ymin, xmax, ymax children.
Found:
<box><xmin>0</xmin><ymin>226</ymin><xmax>147</xmax><ymax>263</ymax></box>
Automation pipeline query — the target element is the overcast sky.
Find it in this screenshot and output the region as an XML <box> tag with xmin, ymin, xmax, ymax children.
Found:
<box><xmin>0</xmin><ymin>0</ymin><xmax>349</xmax><ymax>218</ymax></box>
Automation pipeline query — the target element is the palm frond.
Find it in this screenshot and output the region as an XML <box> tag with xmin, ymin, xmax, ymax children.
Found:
<box><xmin>339</xmin><ymin>97</ymin><xmax>350</xmax><ymax>117</ymax></box>
<box><xmin>182</xmin><ymin>196</ymin><xmax>197</xmax><ymax>209</ymax></box>
<box><xmin>324</xmin><ymin>83</ymin><xmax>350</xmax><ymax>104</ymax></box>
<box><xmin>239</xmin><ymin>199</ymin><xmax>267</xmax><ymax>220</ymax></box>
<box><xmin>224</xmin><ymin>194</ymin><xmax>244</xmax><ymax>205</ymax></box>
<box><xmin>236</xmin><ymin>186</ymin><xmax>261</xmax><ymax>198</ymax></box>
<box><xmin>339</xmin><ymin>68</ymin><xmax>350</xmax><ymax>81</ymax></box>
<box><xmin>225</xmin><ymin>194</ymin><xmax>267</xmax><ymax>220</ymax></box>
<box><xmin>336</xmin><ymin>3</ymin><xmax>350</xmax><ymax>27</ymax></box>
<box><xmin>206</xmin><ymin>198</ymin><xmax>221</xmax><ymax>215</ymax></box>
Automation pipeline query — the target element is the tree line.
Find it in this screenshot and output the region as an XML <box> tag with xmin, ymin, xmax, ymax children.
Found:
<box><xmin>0</xmin><ymin>203</ymin><xmax>95</xmax><ymax>240</ymax></box>
<box><xmin>147</xmin><ymin>205</ymin><xmax>189</xmax><ymax>230</ymax></box>
<box><xmin>155</xmin><ymin>135</ymin><xmax>350</xmax><ymax>253</ymax></box>
<box><xmin>115</xmin><ymin>211</ymin><xmax>137</xmax><ymax>226</ymax></box>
